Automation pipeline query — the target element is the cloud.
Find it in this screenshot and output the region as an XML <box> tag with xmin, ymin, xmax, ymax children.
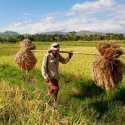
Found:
<box><xmin>68</xmin><ymin>0</ymin><xmax>125</xmax><ymax>33</ymax></box>
<box><xmin>0</xmin><ymin>16</ymin><xmax>67</xmax><ymax>34</ymax></box>
<box><xmin>69</xmin><ymin>0</ymin><xmax>116</xmax><ymax>15</ymax></box>
<box><xmin>0</xmin><ymin>0</ymin><xmax>125</xmax><ymax>33</ymax></box>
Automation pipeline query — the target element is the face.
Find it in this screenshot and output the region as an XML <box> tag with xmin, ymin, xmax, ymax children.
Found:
<box><xmin>52</xmin><ymin>47</ymin><xmax>60</xmax><ymax>55</ymax></box>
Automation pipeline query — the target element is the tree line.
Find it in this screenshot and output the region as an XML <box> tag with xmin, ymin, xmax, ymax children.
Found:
<box><xmin>0</xmin><ymin>31</ymin><xmax>125</xmax><ymax>43</ymax></box>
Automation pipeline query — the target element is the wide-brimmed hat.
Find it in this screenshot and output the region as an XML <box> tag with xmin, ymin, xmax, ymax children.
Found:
<box><xmin>49</xmin><ymin>42</ymin><xmax>60</xmax><ymax>51</ymax></box>
<box><xmin>51</xmin><ymin>42</ymin><xmax>60</xmax><ymax>48</ymax></box>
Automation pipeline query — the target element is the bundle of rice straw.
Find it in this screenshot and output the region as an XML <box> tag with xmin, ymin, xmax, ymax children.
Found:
<box><xmin>15</xmin><ymin>39</ymin><xmax>37</xmax><ymax>71</ymax></box>
<box><xmin>92</xmin><ymin>42</ymin><xmax>125</xmax><ymax>90</ymax></box>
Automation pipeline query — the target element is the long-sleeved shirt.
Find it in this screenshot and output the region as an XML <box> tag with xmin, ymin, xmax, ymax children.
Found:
<box><xmin>42</xmin><ymin>52</ymin><xmax>71</xmax><ymax>80</ymax></box>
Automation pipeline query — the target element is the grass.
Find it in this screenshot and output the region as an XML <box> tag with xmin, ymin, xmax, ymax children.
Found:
<box><xmin>0</xmin><ymin>41</ymin><xmax>125</xmax><ymax>125</ymax></box>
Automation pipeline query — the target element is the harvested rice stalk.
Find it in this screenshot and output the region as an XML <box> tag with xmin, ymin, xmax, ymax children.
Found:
<box><xmin>92</xmin><ymin>42</ymin><xmax>125</xmax><ymax>91</ymax></box>
<box><xmin>15</xmin><ymin>39</ymin><xmax>37</xmax><ymax>72</ymax></box>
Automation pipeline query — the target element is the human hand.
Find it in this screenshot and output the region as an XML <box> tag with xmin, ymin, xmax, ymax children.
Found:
<box><xmin>69</xmin><ymin>52</ymin><xmax>73</xmax><ymax>58</ymax></box>
<box><xmin>45</xmin><ymin>79</ymin><xmax>49</xmax><ymax>83</ymax></box>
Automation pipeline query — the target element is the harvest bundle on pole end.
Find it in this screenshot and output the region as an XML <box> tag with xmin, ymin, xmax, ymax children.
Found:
<box><xmin>92</xmin><ymin>42</ymin><xmax>125</xmax><ymax>91</ymax></box>
<box><xmin>15</xmin><ymin>39</ymin><xmax>37</xmax><ymax>74</ymax></box>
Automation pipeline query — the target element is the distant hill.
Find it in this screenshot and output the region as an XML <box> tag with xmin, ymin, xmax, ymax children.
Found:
<box><xmin>38</xmin><ymin>31</ymin><xmax>67</xmax><ymax>35</ymax></box>
<box><xmin>0</xmin><ymin>30</ymin><xmax>124</xmax><ymax>37</ymax></box>
<box><xmin>37</xmin><ymin>30</ymin><xmax>105</xmax><ymax>36</ymax></box>
<box><xmin>76</xmin><ymin>30</ymin><xmax>105</xmax><ymax>36</ymax></box>
<box><xmin>0</xmin><ymin>30</ymin><xmax>125</xmax><ymax>43</ymax></box>
<box><xmin>0</xmin><ymin>31</ymin><xmax>20</xmax><ymax>38</ymax></box>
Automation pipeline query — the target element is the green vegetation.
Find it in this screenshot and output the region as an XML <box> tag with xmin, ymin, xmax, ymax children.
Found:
<box><xmin>0</xmin><ymin>41</ymin><xmax>125</xmax><ymax>125</ymax></box>
<box><xmin>0</xmin><ymin>31</ymin><xmax>125</xmax><ymax>43</ymax></box>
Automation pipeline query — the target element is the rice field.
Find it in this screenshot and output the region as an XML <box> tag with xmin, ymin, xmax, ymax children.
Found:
<box><xmin>0</xmin><ymin>41</ymin><xmax>125</xmax><ymax>125</ymax></box>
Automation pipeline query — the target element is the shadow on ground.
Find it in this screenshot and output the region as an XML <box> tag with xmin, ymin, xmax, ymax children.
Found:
<box><xmin>60</xmin><ymin>72</ymin><xmax>125</xmax><ymax>122</ymax></box>
<box><xmin>60</xmin><ymin>73</ymin><xmax>105</xmax><ymax>99</ymax></box>
<box><xmin>0</xmin><ymin>64</ymin><xmax>45</xmax><ymax>91</ymax></box>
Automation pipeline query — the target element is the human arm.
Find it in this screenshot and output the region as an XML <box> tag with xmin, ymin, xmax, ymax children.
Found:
<box><xmin>41</xmin><ymin>54</ymin><xmax>50</xmax><ymax>80</ymax></box>
<box><xmin>59</xmin><ymin>52</ymin><xmax>73</xmax><ymax>64</ymax></box>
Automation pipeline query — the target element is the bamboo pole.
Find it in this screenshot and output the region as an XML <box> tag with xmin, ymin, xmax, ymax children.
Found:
<box><xmin>32</xmin><ymin>49</ymin><xmax>125</xmax><ymax>56</ymax></box>
<box><xmin>32</xmin><ymin>50</ymin><xmax>96</xmax><ymax>55</ymax></box>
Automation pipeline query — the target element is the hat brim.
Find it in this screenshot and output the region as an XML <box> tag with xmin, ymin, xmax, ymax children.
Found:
<box><xmin>50</xmin><ymin>47</ymin><xmax>59</xmax><ymax>51</ymax></box>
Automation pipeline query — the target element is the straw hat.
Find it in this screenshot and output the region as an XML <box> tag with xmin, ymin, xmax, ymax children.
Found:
<box><xmin>49</xmin><ymin>42</ymin><xmax>60</xmax><ymax>51</ymax></box>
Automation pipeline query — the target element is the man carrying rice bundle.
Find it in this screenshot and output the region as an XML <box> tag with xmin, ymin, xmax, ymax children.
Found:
<box><xmin>42</xmin><ymin>42</ymin><xmax>73</xmax><ymax>101</ymax></box>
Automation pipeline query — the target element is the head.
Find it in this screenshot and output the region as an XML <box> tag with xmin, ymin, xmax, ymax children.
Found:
<box><xmin>49</xmin><ymin>42</ymin><xmax>60</xmax><ymax>55</ymax></box>
<box><xmin>20</xmin><ymin>39</ymin><xmax>36</xmax><ymax>50</ymax></box>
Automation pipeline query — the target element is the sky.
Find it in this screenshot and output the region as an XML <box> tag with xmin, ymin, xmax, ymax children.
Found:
<box><xmin>0</xmin><ymin>0</ymin><xmax>125</xmax><ymax>34</ymax></box>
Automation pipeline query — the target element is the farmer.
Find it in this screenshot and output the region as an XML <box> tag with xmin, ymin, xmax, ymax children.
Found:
<box><xmin>42</xmin><ymin>42</ymin><xmax>73</xmax><ymax>100</ymax></box>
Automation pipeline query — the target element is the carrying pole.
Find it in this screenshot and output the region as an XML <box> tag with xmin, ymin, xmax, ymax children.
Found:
<box><xmin>32</xmin><ymin>50</ymin><xmax>96</xmax><ymax>55</ymax></box>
